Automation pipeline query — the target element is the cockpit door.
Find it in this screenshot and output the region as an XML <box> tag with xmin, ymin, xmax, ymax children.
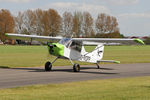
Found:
<box><xmin>69</xmin><ymin>41</ymin><xmax>82</xmax><ymax>52</ymax></box>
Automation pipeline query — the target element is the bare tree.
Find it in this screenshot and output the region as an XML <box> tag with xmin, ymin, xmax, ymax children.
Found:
<box><xmin>15</xmin><ymin>12</ymin><xmax>24</xmax><ymax>34</ymax></box>
<box><xmin>23</xmin><ymin>10</ymin><xmax>36</xmax><ymax>35</ymax></box>
<box><xmin>62</xmin><ymin>11</ymin><xmax>73</xmax><ymax>37</ymax></box>
<box><xmin>15</xmin><ymin>10</ymin><xmax>37</xmax><ymax>35</ymax></box>
<box><xmin>34</xmin><ymin>9</ymin><xmax>44</xmax><ymax>35</ymax></box>
<box><xmin>95</xmin><ymin>13</ymin><xmax>120</xmax><ymax>35</ymax></box>
<box><xmin>82</xmin><ymin>12</ymin><xmax>94</xmax><ymax>37</ymax></box>
<box><xmin>14</xmin><ymin>9</ymin><xmax>120</xmax><ymax>38</ymax></box>
<box><xmin>95</xmin><ymin>13</ymin><xmax>107</xmax><ymax>34</ymax></box>
<box><xmin>106</xmin><ymin>16</ymin><xmax>119</xmax><ymax>33</ymax></box>
<box><xmin>72</xmin><ymin>12</ymin><xmax>83</xmax><ymax>37</ymax></box>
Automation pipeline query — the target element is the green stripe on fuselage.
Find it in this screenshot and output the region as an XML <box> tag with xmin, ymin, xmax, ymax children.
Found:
<box><xmin>48</xmin><ymin>43</ymin><xmax>64</xmax><ymax>56</ymax></box>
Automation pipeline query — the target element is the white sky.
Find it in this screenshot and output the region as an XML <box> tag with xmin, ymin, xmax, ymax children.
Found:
<box><xmin>0</xmin><ymin>0</ymin><xmax>150</xmax><ymax>36</ymax></box>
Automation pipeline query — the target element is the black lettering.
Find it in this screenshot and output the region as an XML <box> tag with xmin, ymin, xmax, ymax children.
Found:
<box><xmin>81</xmin><ymin>55</ymin><xmax>91</xmax><ymax>61</ymax></box>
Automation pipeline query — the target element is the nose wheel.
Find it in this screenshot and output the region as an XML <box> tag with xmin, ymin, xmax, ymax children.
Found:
<box><xmin>45</xmin><ymin>57</ymin><xmax>59</xmax><ymax>71</ymax></box>
<box><xmin>73</xmin><ymin>63</ymin><xmax>80</xmax><ymax>72</ymax></box>
<box><xmin>45</xmin><ymin>61</ymin><xmax>52</xmax><ymax>71</ymax></box>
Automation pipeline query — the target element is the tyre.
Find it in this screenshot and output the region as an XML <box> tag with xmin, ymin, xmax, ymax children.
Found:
<box><xmin>73</xmin><ymin>63</ymin><xmax>80</xmax><ymax>72</ymax></box>
<box><xmin>45</xmin><ymin>61</ymin><xmax>52</xmax><ymax>71</ymax></box>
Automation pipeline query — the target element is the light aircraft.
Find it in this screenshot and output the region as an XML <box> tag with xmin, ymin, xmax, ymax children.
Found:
<box><xmin>5</xmin><ymin>33</ymin><xmax>144</xmax><ymax>72</ymax></box>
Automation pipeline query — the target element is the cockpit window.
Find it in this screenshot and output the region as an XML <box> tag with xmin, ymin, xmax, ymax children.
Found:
<box><xmin>70</xmin><ymin>41</ymin><xmax>82</xmax><ymax>52</ymax></box>
<box><xmin>59</xmin><ymin>38</ymin><xmax>72</xmax><ymax>46</ymax></box>
<box><xmin>59</xmin><ymin>38</ymin><xmax>82</xmax><ymax>52</ymax></box>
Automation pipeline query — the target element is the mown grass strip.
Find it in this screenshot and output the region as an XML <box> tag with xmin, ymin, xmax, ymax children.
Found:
<box><xmin>0</xmin><ymin>45</ymin><xmax>150</xmax><ymax>67</ymax></box>
<box><xmin>0</xmin><ymin>76</ymin><xmax>150</xmax><ymax>100</ymax></box>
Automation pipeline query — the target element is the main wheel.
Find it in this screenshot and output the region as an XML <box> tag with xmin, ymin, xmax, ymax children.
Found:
<box><xmin>73</xmin><ymin>63</ymin><xmax>80</xmax><ymax>72</ymax></box>
<box><xmin>45</xmin><ymin>61</ymin><xmax>52</xmax><ymax>71</ymax></box>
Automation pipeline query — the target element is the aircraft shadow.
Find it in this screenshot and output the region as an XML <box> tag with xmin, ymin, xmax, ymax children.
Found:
<box><xmin>0</xmin><ymin>66</ymin><xmax>118</xmax><ymax>75</ymax></box>
<box><xmin>40</xmin><ymin>68</ymin><xmax>118</xmax><ymax>75</ymax></box>
<box><xmin>0</xmin><ymin>66</ymin><xmax>44</xmax><ymax>72</ymax></box>
<box><xmin>0</xmin><ymin>66</ymin><xmax>10</xmax><ymax>69</ymax></box>
<box><xmin>81</xmin><ymin>67</ymin><xmax>114</xmax><ymax>70</ymax></box>
<box><xmin>79</xmin><ymin>71</ymin><xmax>118</xmax><ymax>75</ymax></box>
<box><xmin>12</xmin><ymin>67</ymin><xmax>44</xmax><ymax>72</ymax></box>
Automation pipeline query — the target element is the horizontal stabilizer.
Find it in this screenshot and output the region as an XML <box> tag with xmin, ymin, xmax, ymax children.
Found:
<box><xmin>98</xmin><ymin>60</ymin><xmax>120</xmax><ymax>64</ymax></box>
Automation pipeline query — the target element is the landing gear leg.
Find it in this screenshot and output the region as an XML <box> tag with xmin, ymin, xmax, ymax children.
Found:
<box><xmin>96</xmin><ymin>63</ymin><xmax>100</xmax><ymax>69</ymax></box>
<box><xmin>45</xmin><ymin>57</ymin><xmax>59</xmax><ymax>71</ymax></box>
<box><xmin>69</xmin><ymin>58</ymin><xmax>80</xmax><ymax>72</ymax></box>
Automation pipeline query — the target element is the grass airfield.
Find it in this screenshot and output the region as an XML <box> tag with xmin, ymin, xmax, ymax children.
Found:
<box><xmin>0</xmin><ymin>45</ymin><xmax>150</xmax><ymax>67</ymax></box>
<box><xmin>0</xmin><ymin>45</ymin><xmax>150</xmax><ymax>100</ymax></box>
<box><xmin>1</xmin><ymin>76</ymin><xmax>150</xmax><ymax>100</ymax></box>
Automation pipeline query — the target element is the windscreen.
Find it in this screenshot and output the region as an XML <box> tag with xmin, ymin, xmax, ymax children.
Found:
<box><xmin>59</xmin><ymin>38</ymin><xmax>72</xmax><ymax>46</ymax></box>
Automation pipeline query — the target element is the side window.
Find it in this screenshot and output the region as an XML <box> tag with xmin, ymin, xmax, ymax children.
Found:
<box><xmin>70</xmin><ymin>41</ymin><xmax>81</xmax><ymax>52</ymax></box>
<box><xmin>70</xmin><ymin>41</ymin><xmax>76</xmax><ymax>48</ymax></box>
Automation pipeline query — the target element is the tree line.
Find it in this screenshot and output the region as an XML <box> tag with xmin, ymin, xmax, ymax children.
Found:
<box><xmin>0</xmin><ymin>8</ymin><xmax>122</xmax><ymax>42</ymax></box>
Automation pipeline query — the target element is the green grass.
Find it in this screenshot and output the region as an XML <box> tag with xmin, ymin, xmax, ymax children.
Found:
<box><xmin>1</xmin><ymin>76</ymin><xmax>150</xmax><ymax>100</ymax></box>
<box><xmin>0</xmin><ymin>45</ymin><xmax>150</xmax><ymax>67</ymax></box>
<box><xmin>0</xmin><ymin>45</ymin><xmax>150</xmax><ymax>100</ymax></box>
<box><xmin>103</xmin><ymin>45</ymin><xmax>150</xmax><ymax>63</ymax></box>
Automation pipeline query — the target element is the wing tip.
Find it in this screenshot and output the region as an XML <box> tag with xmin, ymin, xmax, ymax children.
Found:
<box><xmin>134</xmin><ymin>39</ymin><xmax>145</xmax><ymax>45</ymax></box>
<box><xmin>114</xmin><ymin>61</ymin><xmax>120</xmax><ymax>64</ymax></box>
<box><xmin>5</xmin><ymin>33</ymin><xmax>9</xmax><ymax>37</ymax></box>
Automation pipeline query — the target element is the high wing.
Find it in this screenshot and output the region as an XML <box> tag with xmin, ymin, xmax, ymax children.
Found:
<box><xmin>72</xmin><ymin>38</ymin><xmax>145</xmax><ymax>45</ymax></box>
<box><xmin>5</xmin><ymin>33</ymin><xmax>145</xmax><ymax>45</ymax></box>
<box><xmin>5</xmin><ymin>33</ymin><xmax>62</xmax><ymax>42</ymax></box>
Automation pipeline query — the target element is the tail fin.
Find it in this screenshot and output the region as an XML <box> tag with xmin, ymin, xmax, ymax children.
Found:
<box><xmin>94</xmin><ymin>45</ymin><xmax>104</xmax><ymax>60</ymax></box>
<box><xmin>81</xmin><ymin>45</ymin><xmax>87</xmax><ymax>55</ymax></box>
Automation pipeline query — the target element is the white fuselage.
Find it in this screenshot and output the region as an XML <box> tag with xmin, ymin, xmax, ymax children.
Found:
<box><xmin>63</xmin><ymin>44</ymin><xmax>104</xmax><ymax>63</ymax></box>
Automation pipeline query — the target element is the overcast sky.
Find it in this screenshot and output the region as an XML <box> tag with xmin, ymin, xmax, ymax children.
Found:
<box><xmin>0</xmin><ymin>0</ymin><xmax>150</xmax><ymax>36</ymax></box>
